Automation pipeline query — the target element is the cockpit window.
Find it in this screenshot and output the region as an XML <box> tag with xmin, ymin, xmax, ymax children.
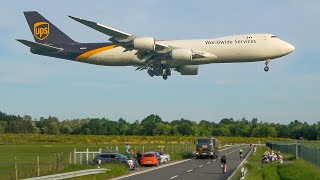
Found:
<box><xmin>271</xmin><ymin>35</ymin><xmax>277</xmax><ymax>38</ymax></box>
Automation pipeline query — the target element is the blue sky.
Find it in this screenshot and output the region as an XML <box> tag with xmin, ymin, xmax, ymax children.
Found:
<box><xmin>0</xmin><ymin>0</ymin><xmax>319</xmax><ymax>124</ymax></box>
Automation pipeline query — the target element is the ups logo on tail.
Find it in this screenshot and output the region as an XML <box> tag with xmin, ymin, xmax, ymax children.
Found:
<box><xmin>34</xmin><ymin>22</ymin><xmax>49</xmax><ymax>40</ymax></box>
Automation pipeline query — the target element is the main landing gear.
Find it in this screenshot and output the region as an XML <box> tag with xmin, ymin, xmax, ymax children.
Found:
<box><xmin>264</xmin><ymin>60</ymin><xmax>270</xmax><ymax>72</ymax></box>
<box><xmin>147</xmin><ymin>65</ymin><xmax>171</xmax><ymax>80</ymax></box>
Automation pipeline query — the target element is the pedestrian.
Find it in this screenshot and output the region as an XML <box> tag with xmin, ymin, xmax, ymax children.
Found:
<box><xmin>125</xmin><ymin>144</ymin><xmax>130</xmax><ymax>156</ymax></box>
<box><xmin>136</xmin><ymin>151</ymin><xmax>142</xmax><ymax>164</ymax></box>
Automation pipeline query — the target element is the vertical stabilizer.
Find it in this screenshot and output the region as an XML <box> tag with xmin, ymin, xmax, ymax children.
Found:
<box><xmin>24</xmin><ymin>11</ymin><xmax>75</xmax><ymax>44</ymax></box>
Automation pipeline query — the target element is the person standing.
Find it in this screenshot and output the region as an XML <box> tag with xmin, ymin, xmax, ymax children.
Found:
<box><xmin>125</xmin><ymin>144</ymin><xmax>131</xmax><ymax>157</ymax></box>
<box><xmin>136</xmin><ymin>151</ymin><xmax>142</xmax><ymax>163</ymax></box>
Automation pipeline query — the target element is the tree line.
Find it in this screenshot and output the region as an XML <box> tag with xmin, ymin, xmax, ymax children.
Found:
<box><xmin>0</xmin><ymin>111</ymin><xmax>319</xmax><ymax>140</ymax></box>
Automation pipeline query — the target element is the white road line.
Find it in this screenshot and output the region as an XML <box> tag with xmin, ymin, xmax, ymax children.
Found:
<box><xmin>111</xmin><ymin>159</ymin><xmax>191</xmax><ymax>180</ymax></box>
<box><xmin>170</xmin><ymin>175</ymin><xmax>179</xmax><ymax>179</ymax></box>
<box><xmin>227</xmin><ymin>146</ymin><xmax>253</xmax><ymax>180</ymax></box>
<box><xmin>198</xmin><ymin>165</ymin><xmax>203</xmax><ymax>168</ymax></box>
<box><xmin>186</xmin><ymin>169</ymin><xmax>193</xmax><ymax>173</ymax></box>
<box><xmin>112</xmin><ymin>145</ymin><xmax>236</xmax><ymax>180</ymax></box>
<box><xmin>207</xmin><ymin>162</ymin><xmax>211</xmax><ymax>164</ymax></box>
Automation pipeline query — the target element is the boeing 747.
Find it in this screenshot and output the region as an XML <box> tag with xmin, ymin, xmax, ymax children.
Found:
<box><xmin>17</xmin><ymin>11</ymin><xmax>295</xmax><ymax>80</ymax></box>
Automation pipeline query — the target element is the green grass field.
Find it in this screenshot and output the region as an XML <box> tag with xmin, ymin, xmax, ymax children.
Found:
<box><xmin>0</xmin><ymin>134</ymin><xmax>296</xmax><ymax>180</ymax></box>
<box><xmin>0</xmin><ymin>143</ymin><xmax>193</xmax><ymax>180</ymax></box>
<box><xmin>232</xmin><ymin>145</ymin><xmax>320</xmax><ymax>180</ymax></box>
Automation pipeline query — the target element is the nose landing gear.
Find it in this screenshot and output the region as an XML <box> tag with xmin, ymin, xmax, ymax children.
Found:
<box><xmin>264</xmin><ymin>60</ymin><xmax>270</xmax><ymax>72</ymax></box>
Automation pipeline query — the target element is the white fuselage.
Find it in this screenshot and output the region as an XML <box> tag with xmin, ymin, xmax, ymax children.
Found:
<box><xmin>80</xmin><ymin>34</ymin><xmax>294</xmax><ymax>66</ymax></box>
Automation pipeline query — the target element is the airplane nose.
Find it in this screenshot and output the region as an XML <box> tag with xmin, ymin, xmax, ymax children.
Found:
<box><xmin>285</xmin><ymin>42</ymin><xmax>295</xmax><ymax>54</ymax></box>
<box><xmin>287</xmin><ymin>43</ymin><xmax>295</xmax><ymax>53</ymax></box>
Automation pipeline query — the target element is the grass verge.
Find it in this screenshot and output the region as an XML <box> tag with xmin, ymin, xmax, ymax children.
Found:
<box><xmin>233</xmin><ymin>146</ymin><xmax>320</xmax><ymax>180</ymax></box>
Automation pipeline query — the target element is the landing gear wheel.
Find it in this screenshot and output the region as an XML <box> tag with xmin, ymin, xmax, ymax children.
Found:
<box><xmin>165</xmin><ymin>68</ymin><xmax>171</xmax><ymax>76</ymax></box>
<box><xmin>163</xmin><ymin>74</ymin><xmax>168</xmax><ymax>80</ymax></box>
<box><xmin>264</xmin><ymin>60</ymin><xmax>270</xmax><ymax>72</ymax></box>
<box><xmin>147</xmin><ymin>69</ymin><xmax>155</xmax><ymax>77</ymax></box>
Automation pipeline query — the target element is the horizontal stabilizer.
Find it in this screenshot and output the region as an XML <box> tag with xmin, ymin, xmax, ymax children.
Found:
<box><xmin>16</xmin><ymin>39</ymin><xmax>63</xmax><ymax>52</ymax></box>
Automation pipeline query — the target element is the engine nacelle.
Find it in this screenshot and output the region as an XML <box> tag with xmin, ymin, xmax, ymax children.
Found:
<box><xmin>176</xmin><ymin>65</ymin><xmax>198</xmax><ymax>75</ymax></box>
<box><xmin>171</xmin><ymin>48</ymin><xmax>193</xmax><ymax>61</ymax></box>
<box><xmin>133</xmin><ymin>37</ymin><xmax>155</xmax><ymax>51</ymax></box>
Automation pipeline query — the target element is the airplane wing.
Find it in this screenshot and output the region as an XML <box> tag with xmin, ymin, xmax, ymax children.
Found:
<box><xmin>16</xmin><ymin>39</ymin><xmax>63</xmax><ymax>52</ymax></box>
<box><xmin>68</xmin><ymin>15</ymin><xmax>217</xmax><ymax>80</ymax></box>
<box><xmin>68</xmin><ymin>16</ymin><xmax>171</xmax><ymax>54</ymax></box>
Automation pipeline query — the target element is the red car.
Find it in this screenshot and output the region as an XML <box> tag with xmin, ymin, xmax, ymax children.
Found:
<box><xmin>140</xmin><ymin>152</ymin><xmax>159</xmax><ymax>167</ymax></box>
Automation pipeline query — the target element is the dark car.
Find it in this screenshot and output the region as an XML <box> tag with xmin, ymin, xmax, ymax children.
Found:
<box><xmin>93</xmin><ymin>153</ymin><xmax>128</xmax><ymax>164</ymax></box>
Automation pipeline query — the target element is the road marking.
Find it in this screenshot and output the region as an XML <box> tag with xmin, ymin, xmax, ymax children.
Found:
<box><xmin>111</xmin><ymin>159</ymin><xmax>191</xmax><ymax>180</ymax></box>
<box><xmin>112</xmin><ymin>145</ymin><xmax>236</xmax><ymax>180</ymax></box>
<box><xmin>207</xmin><ymin>162</ymin><xmax>211</xmax><ymax>164</ymax></box>
<box><xmin>170</xmin><ymin>175</ymin><xmax>179</xmax><ymax>179</ymax></box>
<box><xmin>227</xmin><ymin>146</ymin><xmax>253</xmax><ymax>180</ymax></box>
<box><xmin>198</xmin><ymin>165</ymin><xmax>203</xmax><ymax>168</ymax></box>
<box><xmin>187</xmin><ymin>169</ymin><xmax>193</xmax><ymax>173</ymax></box>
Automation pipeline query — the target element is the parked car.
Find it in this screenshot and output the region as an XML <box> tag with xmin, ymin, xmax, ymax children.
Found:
<box><xmin>153</xmin><ymin>150</ymin><xmax>171</xmax><ymax>164</ymax></box>
<box><xmin>140</xmin><ymin>152</ymin><xmax>159</xmax><ymax>167</ymax></box>
<box><xmin>93</xmin><ymin>153</ymin><xmax>128</xmax><ymax>164</ymax></box>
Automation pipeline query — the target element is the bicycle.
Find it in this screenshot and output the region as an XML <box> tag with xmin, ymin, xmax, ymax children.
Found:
<box><xmin>220</xmin><ymin>155</ymin><xmax>227</xmax><ymax>173</ymax></box>
<box><xmin>221</xmin><ymin>162</ymin><xmax>227</xmax><ymax>173</ymax></box>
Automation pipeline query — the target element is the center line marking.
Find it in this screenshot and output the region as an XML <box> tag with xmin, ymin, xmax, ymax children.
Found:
<box><xmin>170</xmin><ymin>175</ymin><xmax>179</xmax><ymax>179</ymax></box>
<box><xmin>207</xmin><ymin>162</ymin><xmax>211</xmax><ymax>164</ymax></box>
<box><xmin>198</xmin><ymin>165</ymin><xmax>203</xmax><ymax>167</ymax></box>
<box><xmin>187</xmin><ymin>169</ymin><xmax>193</xmax><ymax>172</ymax></box>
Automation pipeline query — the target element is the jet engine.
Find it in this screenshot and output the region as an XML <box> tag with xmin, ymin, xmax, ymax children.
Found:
<box><xmin>176</xmin><ymin>65</ymin><xmax>198</xmax><ymax>75</ymax></box>
<box><xmin>171</xmin><ymin>48</ymin><xmax>193</xmax><ymax>61</ymax></box>
<box><xmin>133</xmin><ymin>37</ymin><xmax>155</xmax><ymax>51</ymax></box>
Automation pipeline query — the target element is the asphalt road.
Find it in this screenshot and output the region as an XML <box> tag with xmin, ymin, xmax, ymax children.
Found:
<box><xmin>115</xmin><ymin>146</ymin><xmax>251</xmax><ymax>180</ymax></box>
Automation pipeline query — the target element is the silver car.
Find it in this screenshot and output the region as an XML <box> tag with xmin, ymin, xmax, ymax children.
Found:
<box><xmin>153</xmin><ymin>150</ymin><xmax>170</xmax><ymax>164</ymax></box>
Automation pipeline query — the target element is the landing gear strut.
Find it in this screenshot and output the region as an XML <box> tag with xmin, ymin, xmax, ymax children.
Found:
<box><xmin>264</xmin><ymin>60</ymin><xmax>270</xmax><ymax>72</ymax></box>
<box><xmin>162</xmin><ymin>67</ymin><xmax>171</xmax><ymax>80</ymax></box>
<box><xmin>147</xmin><ymin>64</ymin><xmax>171</xmax><ymax>80</ymax></box>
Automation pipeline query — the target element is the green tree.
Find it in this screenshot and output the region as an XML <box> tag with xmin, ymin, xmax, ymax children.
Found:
<box><xmin>153</xmin><ymin>122</ymin><xmax>170</xmax><ymax>135</ymax></box>
<box><xmin>140</xmin><ymin>115</ymin><xmax>162</xmax><ymax>135</ymax></box>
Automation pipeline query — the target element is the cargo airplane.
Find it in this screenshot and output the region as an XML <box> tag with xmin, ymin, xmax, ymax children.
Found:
<box><xmin>17</xmin><ymin>11</ymin><xmax>295</xmax><ymax>80</ymax></box>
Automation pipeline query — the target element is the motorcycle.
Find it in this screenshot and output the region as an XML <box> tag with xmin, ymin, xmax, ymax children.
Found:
<box><xmin>127</xmin><ymin>159</ymin><xmax>135</xmax><ymax>171</ymax></box>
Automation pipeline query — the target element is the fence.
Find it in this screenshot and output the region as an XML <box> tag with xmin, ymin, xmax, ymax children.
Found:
<box><xmin>2</xmin><ymin>143</ymin><xmax>196</xmax><ymax>180</ymax></box>
<box><xmin>266</xmin><ymin>141</ymin><xmax>320</xmax><ymax>167</ymax></box>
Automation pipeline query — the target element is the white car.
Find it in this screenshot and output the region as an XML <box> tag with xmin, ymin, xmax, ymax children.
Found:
<box><xmin>153</xmin><ymin>150</ymin><xmax>170</xmax><ymax>164</ymax></box>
